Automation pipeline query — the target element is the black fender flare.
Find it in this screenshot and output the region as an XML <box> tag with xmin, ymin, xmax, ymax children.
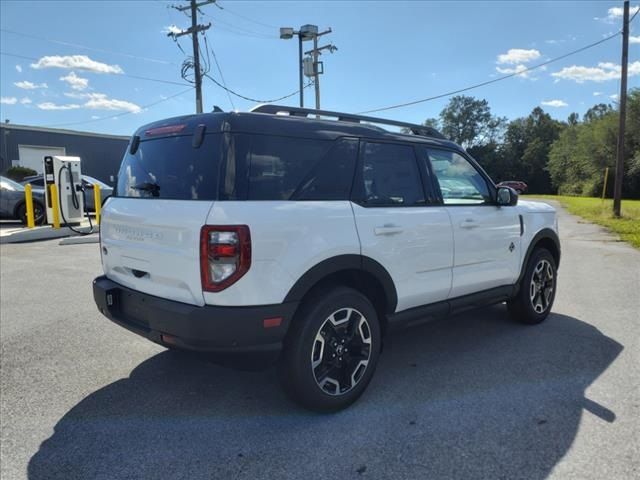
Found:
<box><xmin>283</xmin><ymin>254</ymin><xmax>398</xmax><ymax>314</ymax></box>
<box><xmin>517</xmin><ymin>228</ymin><xmax>561</xmax><ymax>287</ymax></box>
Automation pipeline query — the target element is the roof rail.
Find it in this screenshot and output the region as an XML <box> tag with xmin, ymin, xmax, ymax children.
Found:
<box><xmin>249</xmin><ymin>104</ymin><xmax>445</xmax><ymax>140</ymax></box>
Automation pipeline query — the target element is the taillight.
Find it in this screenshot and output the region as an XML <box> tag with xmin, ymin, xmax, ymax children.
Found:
<box><xmin>200</xmin><ymin>225</ymin><xmax>251</xmax><ymax>292</ymax></box>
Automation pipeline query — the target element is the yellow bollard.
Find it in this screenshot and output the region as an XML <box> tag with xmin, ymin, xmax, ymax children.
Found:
<box><xmin>50</xmin><ymin>184</ymin><xmax>61</xmax><ymax>229</ymax></box>
<box><xmin>602</xmin><ymin>167</ymin><xmax>609</xmax><ymax>202</ymax></box>
<box><xmin>93</xmin><ymin>184</ymin><xmax>101</xmax><ymax>225</ymax></box>
<box><xmin>24</xmin><ymin>184</ymin><xmax>36</xmax><ymax>228</ymax></box>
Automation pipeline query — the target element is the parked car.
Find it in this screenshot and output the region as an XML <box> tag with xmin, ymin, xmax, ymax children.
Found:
<box><xmin>497</xmin><ymin>180</ymin><xmax>528</xmax><ymax>194</ymax></box>
<box><xmin>0</xmin><ymin>176</ymin><xmax>46</xmax><ymax>225</ymax></box>
<box><xmin>93</xmin><ymin>105</ymin><xmax>560</xmax><ymax>412</ymax></box>
<box><xmin>21</xmin><ymin>174</ymin><xmax>113</xmax><ymax>211</ymax></box>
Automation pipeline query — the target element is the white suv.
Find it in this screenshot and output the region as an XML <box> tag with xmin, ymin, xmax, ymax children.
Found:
<box><xmin>93</xmin><ymin>105</ymin><xmax>560</xmax><ymax>411</ymax></box>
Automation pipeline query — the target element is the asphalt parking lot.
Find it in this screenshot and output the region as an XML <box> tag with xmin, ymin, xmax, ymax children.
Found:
<box><xmin>1</xmin><ymin>203</ymin><xmax>639</xmax><ymax>480</ymax></box>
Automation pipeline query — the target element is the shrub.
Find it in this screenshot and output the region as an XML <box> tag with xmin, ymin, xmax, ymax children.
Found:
<box><xmin>5</xmin><ymin>166</ymin><xmax>37</xmax><ymax>182</ymax></box>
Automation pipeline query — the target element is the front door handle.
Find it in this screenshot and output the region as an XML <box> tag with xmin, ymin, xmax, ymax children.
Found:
<box><xmin>460</xmin><ymin>219</ymin><xmax>479</xmax><ymax>229</ymax></box>
<box><xmin>374</xmin><ymin>224</ymin><xmax>404</xmax><ymax>236</ymax></box>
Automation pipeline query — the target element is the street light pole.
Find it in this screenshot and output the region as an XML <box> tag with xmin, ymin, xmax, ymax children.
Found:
<box><xmin>298</xmin><ymin>34</ymin><xmax>304</xmax><ymax>107</ymax></box>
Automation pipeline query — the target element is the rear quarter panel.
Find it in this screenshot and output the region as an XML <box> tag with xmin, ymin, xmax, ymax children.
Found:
<box><xmin>203</xmin><ymin>201</ymin><xmax>361</xmax><ymax>306</ymax></box>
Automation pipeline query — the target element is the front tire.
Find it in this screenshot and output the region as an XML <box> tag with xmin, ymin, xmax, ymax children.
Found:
<box><xmin>508</xmin><ymin>248</ymin><xmax>557</xmax><ymax>324</ymax></box>
<box><xmin>278</xmin><ymin>287</ymin><xmax>381</xmax><ymax>412</ymax></box>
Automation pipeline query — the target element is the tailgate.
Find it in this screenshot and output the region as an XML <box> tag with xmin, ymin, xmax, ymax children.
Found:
<box><xmin>101</xmin><ymin>198</ymin><xmax>213</xmax><ymax>306</ymax></box>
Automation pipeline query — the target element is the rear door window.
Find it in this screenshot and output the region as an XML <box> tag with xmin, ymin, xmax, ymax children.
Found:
<box><xmin>116</xmin><ymin>134</ymin><xmax>221</xmax><ymax>200</ymax></box>
<box><xmin>353</xmin><ymin>141</ymin><xmax>426</xmax><ymax>206</ymax></box>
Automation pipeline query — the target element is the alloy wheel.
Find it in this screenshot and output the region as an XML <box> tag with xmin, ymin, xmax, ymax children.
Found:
<box><xmin>530</xmin><ymin>259</ymin><xmax>554</xmax><ymax>314</ymax></box>
<box><xmin>311</xmin><ymin>308</ymin><xmax>372</xmax><ymax>396</ymax></box>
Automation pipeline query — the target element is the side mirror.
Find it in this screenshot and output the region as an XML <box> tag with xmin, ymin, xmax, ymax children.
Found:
<box><xmin>497</xmin><ymin>186</ymin><xmax>518</xmax><ymax>206</ymax></box>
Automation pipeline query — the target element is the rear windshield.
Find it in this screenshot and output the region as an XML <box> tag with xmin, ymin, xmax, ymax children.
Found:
<box><xmin>116</xmin><ymin>134</ymin><xmax>221</xmax><ymax>200</ymax></box>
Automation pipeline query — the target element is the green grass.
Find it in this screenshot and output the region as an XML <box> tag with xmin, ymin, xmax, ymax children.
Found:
<box><xmin>524</xmin><ymin>195</ymin><xmax>640</xmax><ymax>249</ymax></box>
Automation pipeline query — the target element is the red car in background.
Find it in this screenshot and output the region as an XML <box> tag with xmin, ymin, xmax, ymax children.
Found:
<box><xmin>497</xmin><ymin>180</ymin><xmax>528</xmax><ymax>194</ymax></box>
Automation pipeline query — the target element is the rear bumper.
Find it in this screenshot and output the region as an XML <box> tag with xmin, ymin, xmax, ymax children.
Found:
<box><xmin>92</xmin><ymin>275</ymin><xmax>297</xmax><ymax>366</ymax></box>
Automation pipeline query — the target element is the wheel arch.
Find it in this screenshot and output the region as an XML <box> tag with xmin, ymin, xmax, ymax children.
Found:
<box><xmin>283</xmin><ymin>255</ymin><xmax>398</xmax><ymax>332</ymax></box>
<box><xmin>518</xmin><ymin>228</ymin><xmax>561</xmax><ymax>287</ymax></box>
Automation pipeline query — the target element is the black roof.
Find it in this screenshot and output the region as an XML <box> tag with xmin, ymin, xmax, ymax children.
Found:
<box><xmin>133</xmin><ymin>106</ymin><xmax>462</xmax><ymax>152</ymax></box>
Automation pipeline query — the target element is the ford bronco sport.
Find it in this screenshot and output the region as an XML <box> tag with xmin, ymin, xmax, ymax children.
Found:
<box><xmin>93</xmin><ymin>104</ymin><xmax>560</xmax><ymax>412</ymax></box>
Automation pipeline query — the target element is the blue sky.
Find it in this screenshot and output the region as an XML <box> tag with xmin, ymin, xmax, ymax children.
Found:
<box><xmin>1</xmin><ymin>1</ymin><xmax>639</xmax><ymax>136</ymax></box>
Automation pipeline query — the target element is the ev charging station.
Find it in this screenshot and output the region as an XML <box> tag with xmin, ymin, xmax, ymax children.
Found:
<box><xmin>43</xmin><ymin>156</ymin><xmax>85</xmax><ymax>225</ymax></box>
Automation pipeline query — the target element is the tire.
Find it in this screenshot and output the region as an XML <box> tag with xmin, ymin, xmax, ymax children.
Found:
<box><xmin>508</xmin><ymin>248</ymin><xmax>557</xmax><ymax>325</ymax></box>
<box><xmin>278</xmin><ymin>286</ymin><xmax>381</xmax><ymax>412</ymax></box>
<box><xmin>17</xmin><ymin>201</ymin><xmax>46</xmax><ymax>226</ymax></box>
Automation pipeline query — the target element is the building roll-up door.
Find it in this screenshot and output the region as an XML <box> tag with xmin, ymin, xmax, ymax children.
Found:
<box><xmin>18</xmin><ymin>145</ymin><xmax>66</xmax><ymax>173</ymax></box>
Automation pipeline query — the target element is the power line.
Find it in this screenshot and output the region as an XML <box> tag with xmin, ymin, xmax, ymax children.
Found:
<box><xmin>0</xmin><ymin>28</ymin><xmax>177</xmax><ymax>65</ymax></box>
<box><xmin>357</xmin><ymin>31</ymin><xmax>622</xmax><ymax>115</ymax></box>
<box><xmin>203</xmin><ymin>72</ymin><xmax>311</xmax><ymax>103</ymax></box>
<box><xmin>198</xmin><ymin>9</ymin><xmax>277</xmax><ymax>39</ymax></box>
<box><xmin>216</xmin><ymin>2</ymin><xmax>279</xmax><ymax>30</ymax></box>
<box><xmin>43</xmin><ymin>87</ymin><xmax>194</xmax><ymax>128</ymax></box>
<box><xmin>206</xmin><ymin>38</ymin><xmax>236</xmax><ymax>110</ymax></box>
<box><xmin>0</xmin><ymin>51</ymin><xmax>189</xmax><ymax>87</ymax></box>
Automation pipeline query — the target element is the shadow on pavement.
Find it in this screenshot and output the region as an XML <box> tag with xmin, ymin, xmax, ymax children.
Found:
<box><xmin>28</xmin><ymin>306</ymin><xmax>622</xmax><ymax>480</ymax></box>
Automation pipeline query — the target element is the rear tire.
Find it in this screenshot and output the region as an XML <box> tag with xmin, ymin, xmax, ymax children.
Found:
<box><xmin>508</xmin><ymin>248</ymin><xmax>557</xmax><ymax>325</ymax></box>
<box><xmin>278</xmin><ymin>286</ymin><xmax>381</xmax><ymax>412</ymax></box>
<box><xmin>16</xmin><ymin>201</ymin><xmax>46</xmax><ymax>226</ymax></box>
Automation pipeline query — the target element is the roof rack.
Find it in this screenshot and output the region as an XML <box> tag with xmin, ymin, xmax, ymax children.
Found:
<box><xmin>249</xmin><ymin>104</ymin><xmax>445</xmax><ymax>140</ymax></box>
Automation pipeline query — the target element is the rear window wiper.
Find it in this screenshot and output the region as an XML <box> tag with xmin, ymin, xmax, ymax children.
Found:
<box><xmin>131</xmin><ymin>182</ymin><xmax>160</xmax><ymax>197</ymax></box>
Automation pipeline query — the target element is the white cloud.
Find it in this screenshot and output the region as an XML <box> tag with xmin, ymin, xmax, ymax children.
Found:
<box><xmin>496</xmin><ymin>64</ymin><xmax>533</xmax><ymax>78</ymax></box>
<box><xmin>630</xmin><ymin>36</ymin><xmax>640</xmax><ymax>45</ymax></box>
<box><xmin>84</xmin><ymin>93</ymin><xmax>141</xmax><ymax>113</ymax></box>
<box><xmin>91</xmin><ymin>115</ymin><xmax>100</xmax><ymax>119</ymax></box>
<box><xmin>610</xmin><ymin>93</ymin><xmax>619</xmax><ymax>101</ymax></box>
<box><xmin>595</xmin><ymin>5</ymin><xmax>640</xmax><ymax>22</ymax></box>
<box><xmin>552</xmin><ymin>61</ymin><xmax>640</xmax><ymax>83</ymax></box>
<box><xmin>14</xmin><ymin>80</ymin><xmax>48</xmax><ymax>90</ymax></box>
<box><xmin>593</xmin><ymin>91</ymin><xmax>603</xmax><ymax>96</ymax></box>
<box><xmin>60</xmin><ymin>71</ymin><xmax>89</xmax><ymax>91</ymax></box>
<box><xmin>497</xmin><ymin>48</ymin><xmax>541</xmax><ymax>65</ymax></box>
<box><xmin>37</xmin><ymin>102</ymin><xmax>82</xmax><ymax>111</ymax></box>
<box><xmin>1</xmin><ymin>97</ymin><xmax>18</xmax><ymax>105</ymax></box>
<box><xmin>541</xmin><ymin>99</ymin><xmax>568</xmax><ymax>108</ymax></box>
<box><xmin>41</xmin><ymin>92</ymin><xmax>141</xmax><ymax>113</ymax></box>
<box><xmin>31</xmin><ymin>55</ymin><xmax>123</xmax><ymax>74</ymax></box>
<box><xmin>162</xmin><ymin>25</ymin><xmax>182</xmax><ymax>35</ymax></box>
<box><xmin>15</xmin><ymin>64</ymin><xmax>22</xmax><ymax>73</ymax></box>
<box><xmin>20</xmin><ymin>97</ymin><xmax>32</xmax><ymax>104</ymax></box>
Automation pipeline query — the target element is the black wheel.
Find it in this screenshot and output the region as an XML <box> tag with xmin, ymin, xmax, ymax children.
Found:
<box><xmin>33</xmin><ymin>201</ymin><xmax>46</xmax><ymax>225</ymax></box>
<box><xmin>278</xmin><ymin>287</ymin><xmax>381</xmax><ymax>412</ymax></box>
<box><xmin>508</xmin><ymin>248</ymin><xmax>557</xmax><ymax>324</ymax></box>
<box><xmin>17</xmin><ymin>201</ymin><xmax>46</xmax><ymax>226</ymax></box>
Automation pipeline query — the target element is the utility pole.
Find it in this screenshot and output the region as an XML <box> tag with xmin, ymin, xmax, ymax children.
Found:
<box><xmin>613</xmin><ymin>0</ymin><xmax>629</xmax><ymax>217</ymax></box>
<box><xmin>304</xmin><ymin>29</ymin><xmax>336</xmax><ymax>110</ymax></box>
<box><xmin>169</xmin><ymin>0</ymin><xmax>215</xmax><ymax>113</ymax></box>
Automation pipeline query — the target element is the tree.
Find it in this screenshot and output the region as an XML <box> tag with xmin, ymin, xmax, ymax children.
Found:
<box><xmin>501</xmin><ymin>107</ymin><xmax>563</xmax><ymax>193</ymax></box>
<box><xmin>584</xmin><ymin>103</ymin><xmax>613</xmax><ymax>123</ymax></box>
<box><xmin>438</xmin><ymin>95</ymin><xmax>506</xmax><ymax>148</ymax></box>
<box><xmin>567</xmin><ymin>112</ymin><xmax>579</xmax><ymax>125</ymax></box>
<box><xmin>548</xmin><ymin>89</ymin><xmax>640</xmax><ymax>198</ymax></box>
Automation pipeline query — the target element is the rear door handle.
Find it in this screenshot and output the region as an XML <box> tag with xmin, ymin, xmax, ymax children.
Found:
<box><xmin>460</xmin><ymin>219</ymin><xmax>479</xmax><ymax>229</ymax></box>
<box><xmin>374</xmin><ymin>225</ymin><xmax>404</xmax><ymax>236</ymax></box>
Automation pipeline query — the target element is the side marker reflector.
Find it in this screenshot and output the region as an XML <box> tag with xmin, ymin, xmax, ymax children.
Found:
<box><xmin>263</xmin><ymin>317</ymin><xmax>283</xmax><ymax>328</ymax></box>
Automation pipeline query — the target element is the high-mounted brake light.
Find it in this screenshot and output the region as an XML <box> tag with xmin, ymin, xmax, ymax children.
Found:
<box><xmin>200</xmin><ymin>225</ymin><xmax>251</xmax><ymax>292</ymax></box>
<box><xmin>145</xmin><ymin>124</ymin><xmax>186</xmax><ymax>137</ymax></box>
